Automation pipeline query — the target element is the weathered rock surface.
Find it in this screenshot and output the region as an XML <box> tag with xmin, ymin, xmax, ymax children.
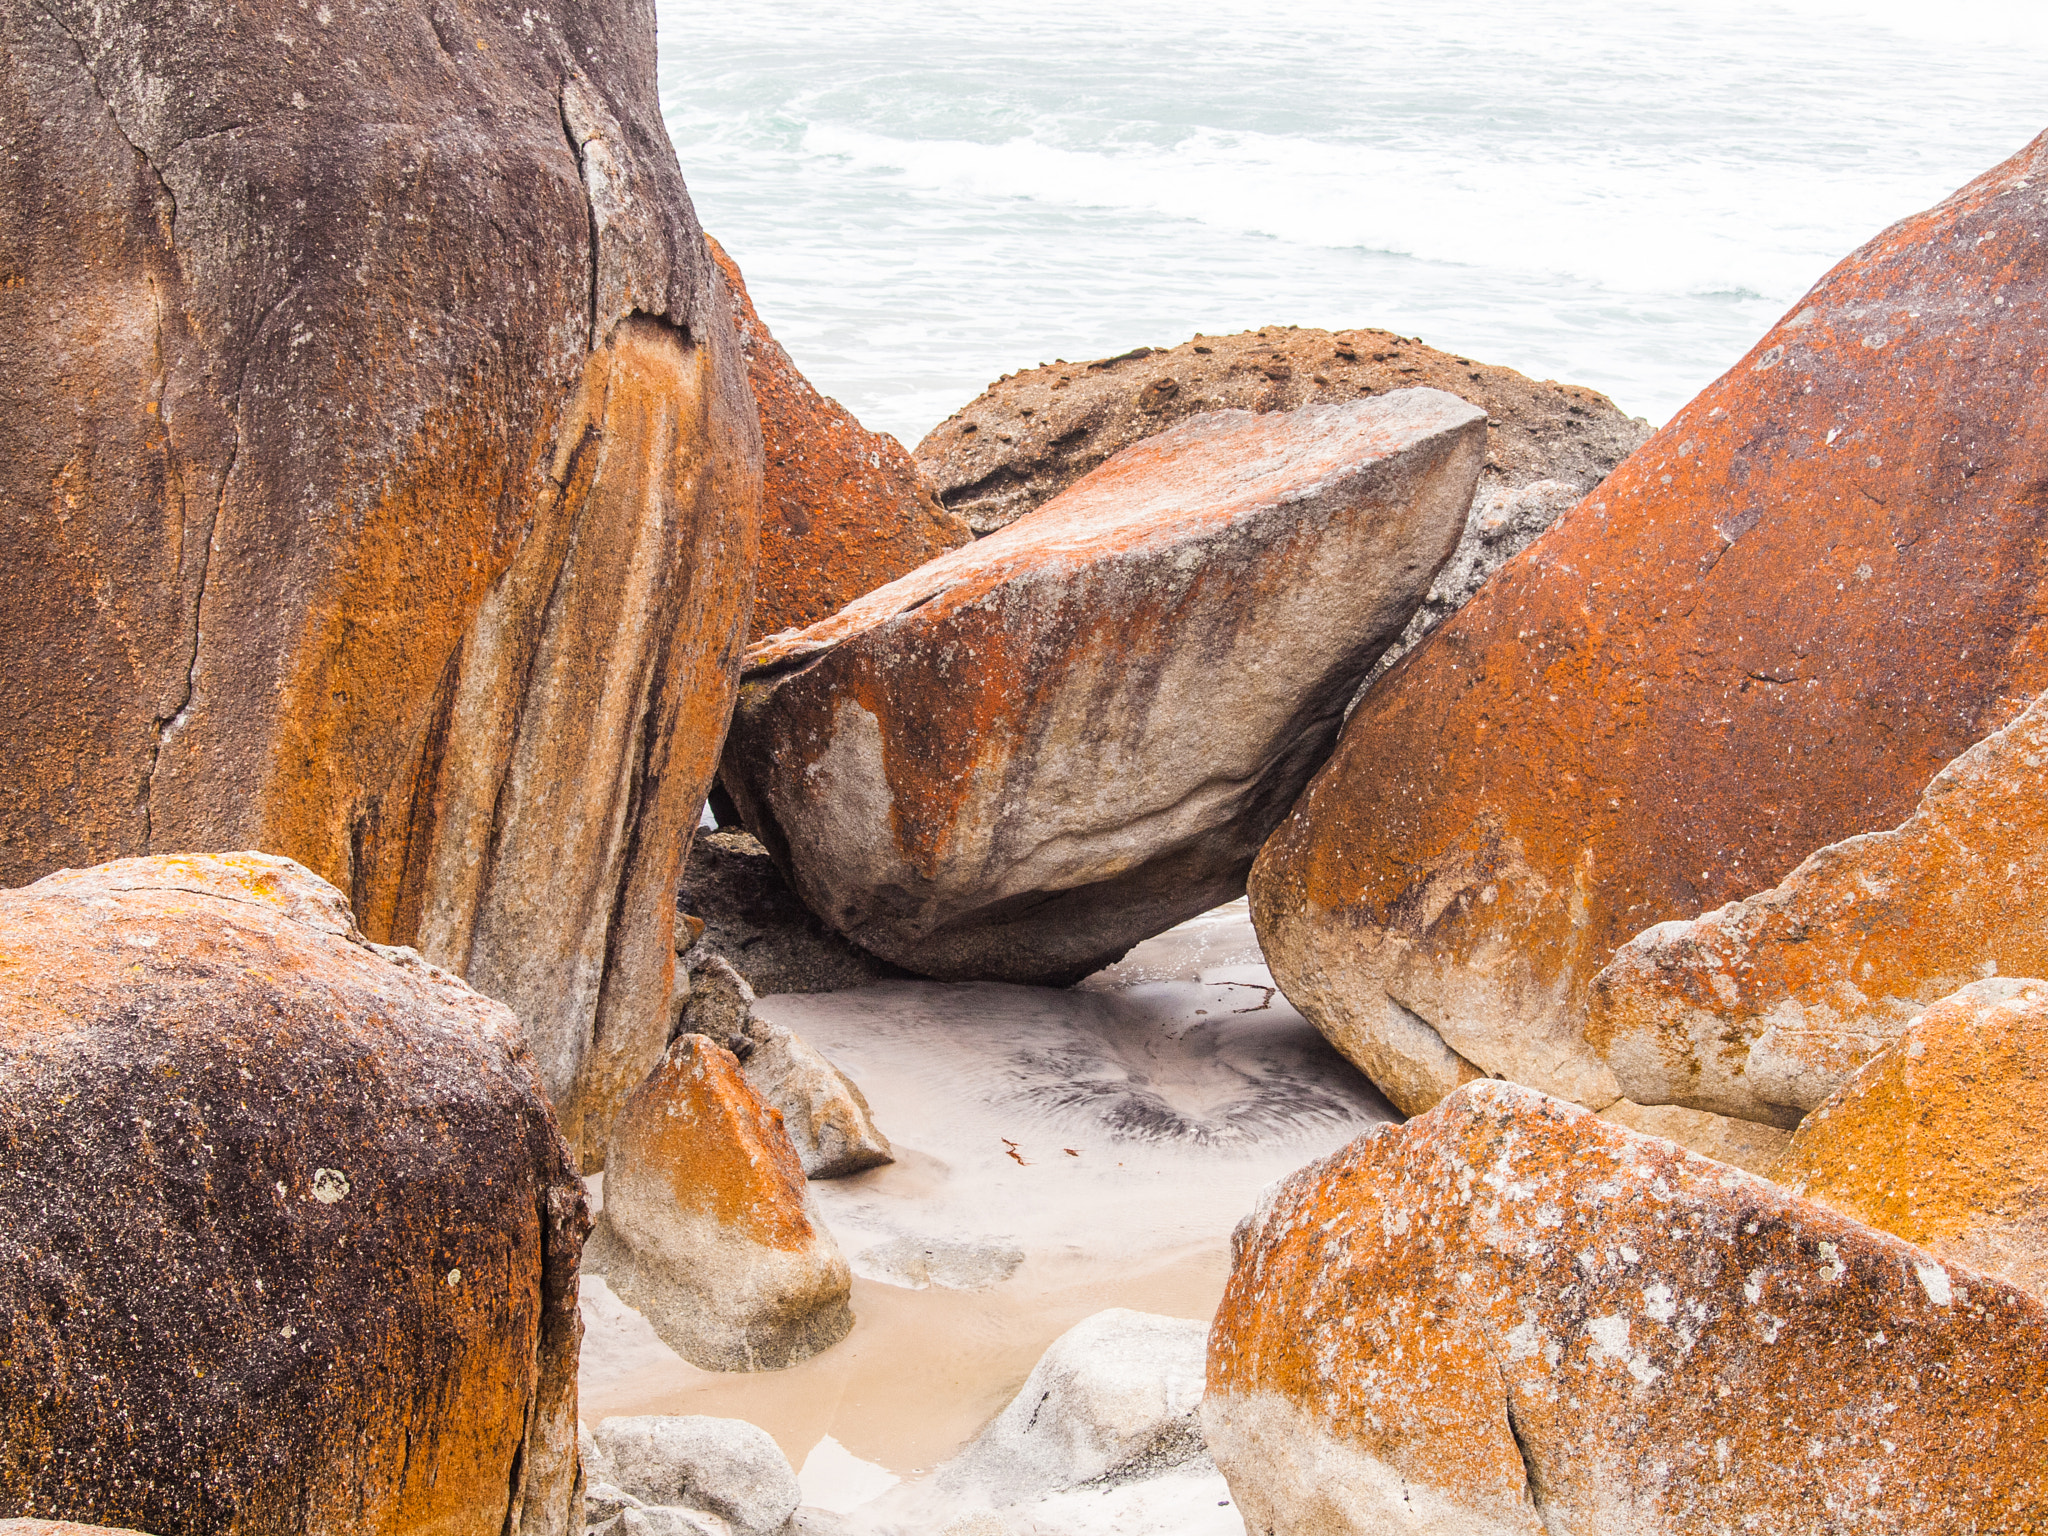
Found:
<box><xmin>0</xmin><ymin>1524</ymin><xmax>156</xmax><ymax>1535</ymax></box>
<box><xmin>852</xmin><ymin>1309</ymin><xmax>1218</xmax><ymax>1534</ymax></box>
<box><xmin>726</xmin><ymin>390</ymin><xmax>1487</xmax><ymax>984</ymax></box>
<box><xmin>916</xmin><ymin>328</ymin><xmax>1646</xmax><ymax>537</ymax></box>
<box><xmin>591</xmin><ymin>1416</ymin><xmax>801</xmax><ymax>1536</ymax></box>
<box><xmin>0</xmin><ymin>0</ymin><xmax>762</xmax><ymax>1167</ymax></box>
<box><xmin>739</xmin><ymin>1015</ymin><xmax>894</xmax><ymax>1179</ymax></box>
<box><xmin>586</xmin><ymin>1034</ymin><xmax>853</xmax><ymax>1371</ymax></box>
<box><xmin>708</xmin><ymin>238</ymin><xmax>970</xmax><ymax>640</ymax></box>
<box><xmin>1251</xmin><ymin>129</ymin><xmax>2048</xmax><ymax>1119</ymax></box>
<box><xmin>679</xmin><ymin>828</ymin><xmax>907</xmax><ymax>997</ymax></box>
<box><xmin>1205</xmin><ymin>1080</ymin><xmax>2048</xmax><ymax>1535</ymax></box>
<box><xmin>1777</xmin><ymin>978</ymin><xmax>2048</xmax><ymax>1299</ymax></box>
<box><xmin>674</xmin><ymin>955</ymin><xmax>894</xmax><ymax>1178</ymax></box>
<box><xmin>680</xmin><ymin>954</ymin><xmax>761</xmax><ymax>1051</ymax></box>
<box><xmin>1590</xmin><ymin>690</ymin><xmax>2048</xmax><ymax>1126</ymax></box>
<box><xmin>1596</xmin><ymin>1099</ymin><xmax>1790</xmax><ymax>1178</ymax></box>
<box><xmin>0</xmin><ymin>854</ymin><xmax>587</xmax><ymax>1534</ymax></box>
<box><xmin>937</xmin><ymin>1310</ymin><xmax>1209</xmax><ymax>1506</ymax></box>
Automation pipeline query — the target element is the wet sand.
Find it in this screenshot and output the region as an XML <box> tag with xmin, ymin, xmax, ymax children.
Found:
<box><xmin>578</xmin><ymin>900</ymin><xmax>1398</xmax><ymax>1492</ymax></box>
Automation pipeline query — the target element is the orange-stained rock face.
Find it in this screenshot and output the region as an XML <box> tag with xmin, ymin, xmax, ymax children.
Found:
<box><xmin>0</xmin><ymin>854</ymin><xmax>588</xmax><ymax>1536</ymax></box>
<box><xmin>1590</xmin><ymin>691</ymin><xmax>2048</xmax><ymax>1126</ymax></box>
<box><xmin>723</xmin><ymin>390</ymin><xmax>1486</xmax><ymax>985</ymax></box>
<box><xmin>590</xmin><ymin>1034</ymin><xmax>853</xmax><ymax>1372</ymax></box>
<box><xmin>707</xmin><ymin>237</ymin><xmax>971</xmax><ymax>640</ymax></box>
<box><xmin>0</xmin><ymin>0</ymin><xmax>762</xmax><ymax>1169</ymax></box>
<box><xmin>1777</xmin><ymin>977</ymin><xmax>2048</xmax><ymax>1300</ymax></box>
<box><xmin>1204</xmin><ymin>1081</ymin><xmax>2048</xmax><ymax>1536</ymax></box>
<box><xmin>1250</xmin><ymin>129</ymin><xmax>2048</xmax><ymax>1119</ymax></box>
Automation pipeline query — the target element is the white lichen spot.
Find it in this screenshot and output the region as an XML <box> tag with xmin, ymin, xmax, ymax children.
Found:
<box><xmin>1915</xmin><ymin>1261</ymin><xmax>1953</xmax><ymax>1307</ymax></box>
<box><xmin>310</xmin><ymin>1167</ymin><xmax>350</xmax><ymax>1204</ymax></box>
<box><xmin>1619</xmin><ymin>1245</ymin><xmax>1640</xmax><ymax>1264</ymax></box>
<box><xmin>447</xmin><ymin>1268</ymin><xmax>462</xmax><ymax>1286</ymax></box>
<box><xmin>1743</xmin><ymin>1269</ymin><xmax>1764</xmax><ymax>1305</ymax></box>
<box><xmin>1642</xmin><ymin>1283</ymin><xmax>1677</xmax><ymax>1322</ymax></box>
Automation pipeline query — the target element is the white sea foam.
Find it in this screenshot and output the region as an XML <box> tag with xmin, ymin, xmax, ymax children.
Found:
<box><xmin>656</xmin><ymin>0</ymin><xmax>2046</xmax><ymax>442</ymax></box>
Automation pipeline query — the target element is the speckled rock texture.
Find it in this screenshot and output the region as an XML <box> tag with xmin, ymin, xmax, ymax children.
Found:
<box><xmin>1777</xmin><ymin>978</ymin><xmax>2048</xmax><ymax>1300</ymax></box>
<box><xmin>1590</xmin><ymin>691</ymin><xmax>2048</xmax><ymax>1127</ymax></box>
<box><xmin>0</xmin><ymin>854</ymin><xmax>588</xmax><ymax>1535</ymax></box>
<box><xmin>915</xmin><ymin>327</ymin><xmax>1646</xmax><ymax>538</ymax></box>
<box><xmin>0</xmin><ymin>1523</ymin><xmax>157</xmax><ymax>1535</ymax></box>
<box><xmin>1250</xmin><ymin>129</ymin><xmax>2048</xmax><ymax>1122</ymax></box>
<box><xmin>0</xmin><ymin>0</ymin><xmax>762</xmax><ymax>1168</ymax></box>
<box><xmin>585</xmin><ymin>1034</ymin><xmax>852</xmax><ymax>1371</ymax></box>
<box><xmin>724</xmin><ymin>390</ymin><xmax>1486</xmax><ymax>985</ymax></box>
<box><xmin>1205</xmin><ymin>1080</ymin><xmax>2048</xmax><ymax>1536</ymax></box>
<box><xmin>708</xmin><ymin>237</ymin><xmax>971</xmax><ymax>641</ymax></box>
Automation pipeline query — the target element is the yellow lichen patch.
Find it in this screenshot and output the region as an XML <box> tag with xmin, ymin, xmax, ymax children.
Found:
<box><xmin>1776</xmin><ymin>978</ymin><xmax>2048</xmax><ymax>1298</ymax></box>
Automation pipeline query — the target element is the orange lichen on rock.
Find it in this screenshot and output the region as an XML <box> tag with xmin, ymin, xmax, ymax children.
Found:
<box><xmin>723</xmin><ymin>390</ymin><xmax>1485</xmax><ymax>984</ymax></box>
<box><xmin>1205</xmin><ymin>1081</ymin><xmax>2048</xmax><ymax>1535</ymax></box>
<box><xmin>0</xmin><ymin>0</ymin><xmax>762</xmax><ymax>1170</ymax></box>
<box><xmin>588</xmin><ymin>1034</ymin><xmax>853</xmax><ymax>1372</ymax></box>
<box><xmin>1590</xmin><ymin>691</ymin><xmax>2048</xmax><ymax>1125</ymax></box>
<box><xmin>1777</xmin><ymin>978</ymin><xmax>2048</xmax><ymax>1299</ymax></box>
<box><xmin>1250</xmin><ymin>128</ymin><xmax>2048</xmax><ymax>1121</ymax></box>
<box><xmin>708</xmin><ymin>236</ymin><xmax>970</xmax><ymax>640</ymax></box>
<box><xmin>0</xmin><ymin>854</ymin><xmax>587</xmax><ymax>1535</ymax></box>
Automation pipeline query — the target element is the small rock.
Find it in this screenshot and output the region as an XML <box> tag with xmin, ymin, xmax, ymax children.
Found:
<box><xmin>1777</xmin><ymin>977</ymin><xmax>2048</xmax><ymax>1299</ymax></box>
<box><xmin>585</xmin><ymin>1480</ymin><xmax>647</xmax><ymax>1524</ymax></box>
<box><xmin>616</xmin><ymin>1509</ymin><xmax>727</xmax><ymax>1536</ymax></box>
<box><xmin>741</xmin><ymin>1014</ymin><xmax>894</xmax><ymax>1178</ymax></box>
<box><xmin>594</xmin><ymin>1416</ymin><xmax>803</xmax><ymax>1536</ymax></box>
<box><xmin>937</xmin><ymin>1310</ymin><xmax>1209</xmax><ymax>1507</ymax></box>
<box><xmin>589</xmin><ymin>1035</ymin><xmax>853</xmax><ymax>1371</ymax></box>
<box><xmin>683</xmin><ymin>954</ymin><xmax>760</xmax><ymax>1053</ymax></box>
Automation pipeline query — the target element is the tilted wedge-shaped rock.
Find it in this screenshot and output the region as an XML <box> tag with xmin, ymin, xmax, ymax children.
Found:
<box><xmin>723</xmin><ymin>390</ymin><xmax>1486</xmax><ymax>984</ymax></box>
<box><xmin>1777</xmin><ymin>977</ymin><xmax>2048</xmax><ymax>1300</ymax></box>
<box><xmin>1205</xmin><ymin>1081</ymin><xmax>2048</xmax><ymax>1536</ymax></box>
<box><xmin>587</xmin><ymin>1034</ymin><xmax>853</xmax><ymax>1371</ymax></box>
<box><xmin>0</xmin><ymin>855</ymin><xmax>587</xmax><ymax>1534</ymax></box>
<box><xmin>1590</xmin><ymin>691</ymin><xmax>2048</xmax><ymax>1125</ymax></box>
<box><xmin>0</xmin><ymin>0</ymin><xmax>761</xmax><ymax>1165</ymax></box>
<box><xmin>1250</xmin><ymin>129</ymin><xmax>2048</xmax><ymax>1119</ymax></box>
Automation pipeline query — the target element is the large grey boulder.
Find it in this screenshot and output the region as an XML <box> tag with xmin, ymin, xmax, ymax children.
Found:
<box><xmin>724</xmin><ymin>391</ymin><xmax>1486</xmax><ymax>985</ymax></box>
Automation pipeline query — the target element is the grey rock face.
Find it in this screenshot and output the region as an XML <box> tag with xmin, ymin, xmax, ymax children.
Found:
<box><xmin>740</xmin><ymin>1015</ymin><xmax>895</xmax><ymax>1179</ymax></box>
<box><xmin>937</xmin><ymin>1310</ymin><xmax>1210</xmax><ymax>1505</ymax></box>
<box><xmin>593</xmin><ymin>1416</ymin><xmax>801</xmax><ymax>1536</ymax></box>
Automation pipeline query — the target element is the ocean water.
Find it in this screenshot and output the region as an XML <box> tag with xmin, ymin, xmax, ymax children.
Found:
<box><xmin>655</xmin><ymin>1</ymin><xmax>2048</xmax><ymax>444</ymax></box>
